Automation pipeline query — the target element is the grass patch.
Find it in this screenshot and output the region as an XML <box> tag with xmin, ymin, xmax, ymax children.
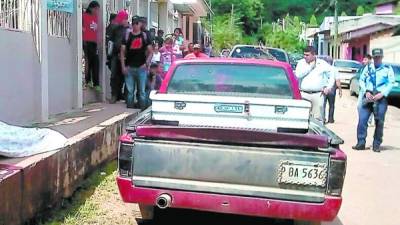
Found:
<box><xmin>40</xmin><ymin>161</ymin><xmax>119</xmax><ymax>225</ymax></box>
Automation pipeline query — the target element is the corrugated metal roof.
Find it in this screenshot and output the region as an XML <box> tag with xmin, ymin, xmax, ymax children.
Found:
<box><xmin>337</xmin><ymin>14</ymin><xmax>400</xmax><ymax>34</ymax></box>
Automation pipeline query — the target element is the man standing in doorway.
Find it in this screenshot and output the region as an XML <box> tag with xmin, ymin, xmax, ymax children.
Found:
<box><xmin>83</xmin><ymin>1</ymin><xmax>101</xmax><ymax>91</ymax></box>
<box><xmin>120</xmin><ymin>16</ymin><xmax>153</xmax><ymax>110</ymax></box>
<box><xmin>295</xmin><ymin>46</ymin><xmax>335</xmax><ymax>121</ymax></box>
<box><xmin>353</xmin><ymin>49</ymin><xmax>395</xmax><ymax>152</ymax></box>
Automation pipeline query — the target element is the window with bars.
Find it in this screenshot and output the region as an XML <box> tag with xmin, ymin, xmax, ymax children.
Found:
<box><xmin>47</xmin><ymin>10</ymin><xmax>71</xmax><ymax>38</ymax></box>
<box><xmin>0</xmin><ymin>0</ymin><xmax>32</xmax><ymax>31</ymax></box>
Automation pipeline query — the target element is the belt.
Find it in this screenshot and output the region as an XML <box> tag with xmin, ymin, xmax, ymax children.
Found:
<box><xmin>301</xmin><ymin>90</ymin><xmax>321</xmax><ymax>94</ymax></box>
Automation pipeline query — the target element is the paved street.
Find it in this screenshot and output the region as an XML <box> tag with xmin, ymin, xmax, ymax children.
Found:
<box><xmin>42</xmin><ymin>90</ymin><xmax>400</xmax><ymax>225</ymax></box>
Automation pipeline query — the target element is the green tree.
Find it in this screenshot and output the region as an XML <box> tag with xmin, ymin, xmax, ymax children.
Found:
<box><xmin>341</xmin><ymin>11</ymin><xmax>348</xmax><ymax>16</ymax></box>
<box><xmin>396</xmin><ymin>4</ymin><xmax>400</xmax><ymax>15</ymax></box>
<box><xmin>203</xmin><ymin>14</ymin><xmax>243</xmax><ymax>53</ymax></box>
<box><xmin>212</xmin><ymin>0</ymin><xmax>264</xmax><ymax>35</ymax></box>
<box><xmin>309</xmin><ymin>14</ymin><xmax>318</xmax><ymax>27</ymax></box>
<box><xmin>356</xmin><ymin>6</ymin><xmax>365</xmax><ymax>16</ymax></box>
<box><xmin>262</xmin><ymin>15</ymin><xmax>306</xmax><ymax>53</ymax></box>
<box><xmin>293</xmin><ymin>16</ymin><xmax>301</xmax><ymax>27</ymax></box>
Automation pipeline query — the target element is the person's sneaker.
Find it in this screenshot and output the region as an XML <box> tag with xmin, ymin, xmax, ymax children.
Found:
<box><xmin>352</xmin><ymin>144</ymin><xmax>366</xmax><ymax>150</ymax></box>
<box><xmin>328</xmin><ymin>120</ymin><xmax>335</xmax><ymax>123</ymax></box>
<box><xmin>372</xmin><ymin>146</ymin><xmax>381</xmax><ymax>153</ymax></box>
<box><xmin>94</xmin><ymin>86</ymin><xmax>102</xmax><ymax>92</ymax></box>
<box><xmin>88</xmin><ymin>82</ymin><xmax>94</xmax><ymax>88</ymax></box>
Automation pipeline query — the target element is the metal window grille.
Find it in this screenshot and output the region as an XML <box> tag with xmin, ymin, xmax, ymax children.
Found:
<box><xmin>126</xmin><ymin>0</ymin><xmax>138</xmax><ymax>19</ymax></box>
<box><xmin>0</xmin><ymin>0</ymin><xmax>32</xmax><ymax>31</ymax></box>
<box><xmin>106</xmin><ymin>0</ymin><xmax>118</xmax><ymax>24</ymax></box>
<box><xmin>47</xmin><ymin>10</ymin><xmax>71</xmax><ymax>38</ymax></box>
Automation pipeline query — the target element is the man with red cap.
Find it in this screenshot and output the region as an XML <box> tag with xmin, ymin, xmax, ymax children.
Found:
<box><xmin>108</xmin><ymin>10</ymin><xmax>129</xmax><ymax>103</ymax></box>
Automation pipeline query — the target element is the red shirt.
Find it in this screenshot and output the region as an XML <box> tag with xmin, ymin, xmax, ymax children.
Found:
<box><xmin>184</xmin><ymin>52</ymin><xmax>209</xmax><ymax>59</ymax></box>
<box><xmin>83</xmin><ymin>13</ymin><xmax>98</xmax><ymax>42</ymax></box>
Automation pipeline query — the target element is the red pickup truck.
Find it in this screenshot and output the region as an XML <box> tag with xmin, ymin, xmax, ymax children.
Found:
<box><xmin>116</xmin><ymin>59</ymin><xmax>346</xmax><ymax>225</ymax></box>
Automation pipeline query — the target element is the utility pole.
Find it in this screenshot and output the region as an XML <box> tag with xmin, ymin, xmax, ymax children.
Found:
<box><xmin>230</xmin><ymin>4</ymin><xmax>234</xmax><ymax>28</ymax></box>
<box><xmin>333</xmin><ymin>0</ymin><xmax>338</xmax><ymax>59</ymax></box>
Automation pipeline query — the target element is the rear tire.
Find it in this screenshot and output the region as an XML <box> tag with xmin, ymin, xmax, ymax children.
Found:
<box><xmin>293</xmin><ymin>220</ymin><xmax>321</xmax><ymax>225</ymax></box>
<box><xmin>139</xmin><ymin>204</ymin><xmax>155</xmax><ymax>221</ymax></box>
<box><xmin>349</xmin><ymin>80</ymin><xmax>356</xmax><ymax>96</ymax></box>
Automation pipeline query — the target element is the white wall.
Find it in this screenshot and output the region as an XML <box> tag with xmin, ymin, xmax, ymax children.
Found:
<box><xmin>370</xmin><ymin>35</ymin><xmax>400</xmax><ymax>63</ymax></box>
<box><xmin>48</xmin><ymin>37</ymin><xmax>75</xmax><ymax>115</ymax></box>
<box><xmin>0</xmin><ymin>30</ymin><xmax>41</xmax><ymax>125</ymax></box>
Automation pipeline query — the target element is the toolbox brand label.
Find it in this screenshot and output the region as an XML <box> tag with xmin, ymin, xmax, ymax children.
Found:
<box><xmin>214</xmin><ymin>104</ymin><xmax>244</xmax><ymax>113</ymax></box>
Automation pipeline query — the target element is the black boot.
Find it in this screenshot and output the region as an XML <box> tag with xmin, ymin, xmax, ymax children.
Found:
<box><xmin>372</xmin><ymin>146</ymin><xmax>381</xmax><ymax>153</ymax></box>
<box><xmin>352</xmin><ymin>144</ymin><xmax>366</xmax><ymax>150</ymax></box>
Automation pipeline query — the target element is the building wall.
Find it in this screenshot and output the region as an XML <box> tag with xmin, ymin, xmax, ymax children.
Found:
<box><xmin>48</xmin><ymin>37</ymin><xmax>76</xmax><ymax>115</ymax></box>
<box><xmin>345</xmin><ymin>36</ymin><xmax>370</xmax><ymax>62</ymax></box>
<box><xmin>370</xmin><ymin>31</ymin><xmax>400</xmax><ymax>63</ymax></box>
<box><xmin>375</xmin><ymin>4</ymin><xmax>395</xmax><ymax>15</ymax></box>
<box><xmin>150</xmin><ymin>1</ymin><xmax>159</xmax><ymax>28</ymax></box>
<box><xmin>0</xmin><ymin>30</ymin><xmax>41</xmax><ymax>125</ymax></box>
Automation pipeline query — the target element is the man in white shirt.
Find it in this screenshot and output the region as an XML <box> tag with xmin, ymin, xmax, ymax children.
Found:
<box><xmin>295</xmin><ymin>46</ymin><xmax>335</xmax><ymax>121</ymax></box>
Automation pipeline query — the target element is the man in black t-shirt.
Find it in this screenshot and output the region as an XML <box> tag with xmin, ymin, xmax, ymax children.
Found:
<box><xmin>120</xmin><ymin>16</ymin><xmax>153</xmax><ymax>109</ymax></box>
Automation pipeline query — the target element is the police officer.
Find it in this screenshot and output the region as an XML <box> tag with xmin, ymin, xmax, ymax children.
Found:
<box><xmin>353</xmin><ymin>48</ymin><xmax>395</xmax><ymax>152</ymax></box>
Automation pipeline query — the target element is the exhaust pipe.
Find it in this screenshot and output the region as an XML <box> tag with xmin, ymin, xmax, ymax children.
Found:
<box><xmin>156</xmin><ymin>194</ymin><xmax>172</xmax><ymax>209</ymax></box>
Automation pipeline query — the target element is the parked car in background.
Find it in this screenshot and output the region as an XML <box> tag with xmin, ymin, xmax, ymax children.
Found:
<box><xmin>117</xmin><ymin>58</ymin><xmax>346</xmax><ymax>225</ymax></box>
<box><xmin>289</xmin><ymin>52</ymin><xmax>303</xmax><ymax>70</ymax></box>
<box><xmin>229</xmin><ymin>45</ymin><xmax>275</xmax><ymax>60</ymax></box>
<box><xmin>266</xmin><ymin>47</ymin><xmax>290</xmax><ymax>63</ymax></box>
<box><xmin>229</xmin><ymin>45</ymin><xmax>291</xmax><ymax>65</ymax></box>
<box><xmin>350</xmin><ymin>63</ymin><xmax>400</xmax><ymax>98</ymax></box>
<box><xmin>333</xmin><ymin>59</ymin><xmax>362</xmax><ymax>87</ymax></box>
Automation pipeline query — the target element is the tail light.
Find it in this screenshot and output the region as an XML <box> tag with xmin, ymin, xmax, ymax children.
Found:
<box><xmin>118</xmin><ymin>142</ymin><xmax>134</xmax><ymax>177</ymax></box>
<box><xmin>326</xmin><ymin>158</ymin><xmax>346</xmax><ymax>196</ymax></box>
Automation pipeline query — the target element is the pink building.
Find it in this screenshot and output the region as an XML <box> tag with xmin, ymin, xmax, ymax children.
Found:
<box><xmin>337</xmin><ymin>14</ymin><xmax>400</xmax><ymax>62</ymax></box>
<box><xmin>375</xmin><ymin>0</ymin><xmax>398</xmax><ymax>15</ymax></box>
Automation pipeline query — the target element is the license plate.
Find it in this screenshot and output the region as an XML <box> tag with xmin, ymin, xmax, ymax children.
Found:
<box><xmin>278</xmin><ymin>160</ymin><xmax>328</xmax><ymax>187</ymax></box>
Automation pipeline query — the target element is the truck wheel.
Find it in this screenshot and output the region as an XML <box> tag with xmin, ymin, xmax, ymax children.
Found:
<box><xmin>139</xmin><ymin>204</ymin><xmax>155</xmax><ymax>221</ymax></box>
<box><xmin>293</xmin><ymin>220</ymin><xmax>321</xmax><ymax>225</ymax></box>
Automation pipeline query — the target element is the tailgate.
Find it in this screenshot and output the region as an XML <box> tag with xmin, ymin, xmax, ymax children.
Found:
<box><xmin>132</xmin><ymin>139</ymin><xmax>330</xmax><ymax>203</ymax></box>
<box><xmin>151</xmin><ymin>92</ymin><xmax>311</xmax><ymax>131</ymax></box>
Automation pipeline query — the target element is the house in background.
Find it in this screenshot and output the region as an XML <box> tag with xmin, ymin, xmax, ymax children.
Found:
<box><xmin>315</xmin><ymin>0</ymin><xmax>400</xmax><ymax>63</ymax></box>
<box><xmin>375</xmin><ymin>0</ymin><xmax>400</xmax><ymax>15</ymax></box>
<box><xmin>315</xmin><ymin>16</ymin><xmax>360</xmax><ymax>56</ymax></box>
<box><xmin>115</xmin><ymin>0</ymin><xmax>212</xmax><ymax>44</ymax></box>
<box><xmin>338</xmin><ymin>14</ymin><xmax>400</xmax><ymax>62</ymax></box>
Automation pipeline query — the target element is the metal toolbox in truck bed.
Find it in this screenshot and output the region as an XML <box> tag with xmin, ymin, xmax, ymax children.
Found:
<box><xmin>150</xmin><ymin>92</ymin><xmax>311</xmax><ymax>131</ymax></box>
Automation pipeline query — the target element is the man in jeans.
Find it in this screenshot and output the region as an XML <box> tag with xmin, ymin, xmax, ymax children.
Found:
<box><xmin>120</xmin><ymin>16</ymin><xmax>152</xmax><ymax>109</ymax></box>
<box><xmin>108</xmin><ymin>10</ymin><xmax>129</xmax><ymax>103</ymax></box>
<box><xmin>320</xmin><ymin>56</ymin><xmax>342</xmax><ymax>124</ymax></box>
<box><xmin>353</xmin><ymin>49</ymin><xmax>395</xmax><ymax>152</ymax></box>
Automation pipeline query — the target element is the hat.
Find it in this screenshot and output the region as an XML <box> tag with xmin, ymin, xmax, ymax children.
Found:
<box><xmin>139</xmin><ymin>16</ymin><xmax>147</xmax><ymax>23</ymax></box>
<box><xmin>193</xmin><ymin>44</ymin><xmax>201</xmax><ymax>49</ymax></box>
<box><xmin>132</xmin><ymin>15</ymin><xmax>141</xmax><ymax>24</ymax></box>
<box><xmin>372</xmin><ymin>48</ymin><xmax>383</xmax><ymax>57</ymax></box>
<box><xmin>115</xmin><ymin>10</ymin><xmax>128</xmax><ymax>24</ymax></box>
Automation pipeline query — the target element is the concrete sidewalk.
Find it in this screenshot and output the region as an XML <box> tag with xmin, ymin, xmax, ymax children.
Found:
<box><xmin>0</xmin><ymin>102</ymin><xmax>139</xmax><ymax>225</ymax></box>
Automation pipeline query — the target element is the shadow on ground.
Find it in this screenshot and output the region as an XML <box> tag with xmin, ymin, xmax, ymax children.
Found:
<box><xmin>136</xmin><ymin>208</ymin><xmax>312</xmax><ymax>225</ymax></box>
